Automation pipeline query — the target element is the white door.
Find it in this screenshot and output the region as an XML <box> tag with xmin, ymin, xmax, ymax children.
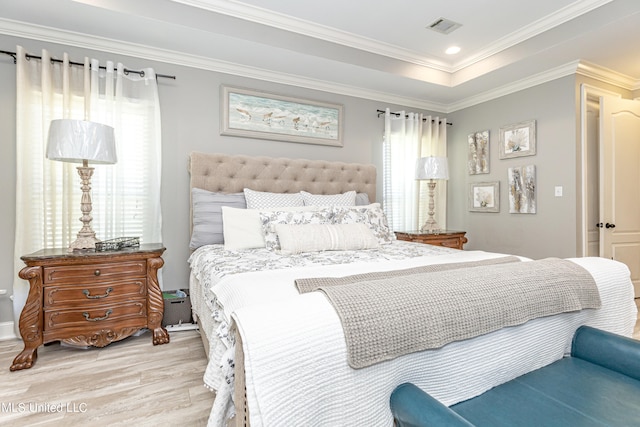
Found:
<box><xmin>600</xmin><ymin>96</ymin><xmax>640</xmax><ymax>297</ymax></box>
<box><xmin>585</xmin><ymin>99</ymin><xmax>600</xmax><ymax>257</ymax></box>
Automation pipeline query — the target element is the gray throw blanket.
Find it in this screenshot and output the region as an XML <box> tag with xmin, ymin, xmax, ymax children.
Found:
<box><xmin>296</xmin><ymin>258</ymin><xmax>601</xmax><ymax>369</ymax></box>
<box><xmin>295</xmin><ymin>256</ymin><xmax>522</xmax><ymax>293</ymax></box>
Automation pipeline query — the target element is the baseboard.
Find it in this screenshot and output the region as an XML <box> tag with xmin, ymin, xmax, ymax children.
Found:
<box><xmin>0</xmin><ymin>321</ymin><xmax>17</xmax><ymax>341</ymax></box>
<box><xmin>165</xmin><ymin>323</ymin><xmax>199</xmax><ymax>332</ymax></box>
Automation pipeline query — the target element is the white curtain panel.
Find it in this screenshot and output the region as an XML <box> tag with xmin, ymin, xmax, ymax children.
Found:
<box><xmin>417</xmin><ymin>115</ymin><xmax>448</xmax><ymax>230</ymax></box>
<box><xmin>86</xmin><ymin>59</ymin><xmax>163</xmax><ymax>244</ymax></box>
<box><xmin>382</xmin><ymin>108</ymin><xmax>448</xmax><ymax>231</ymax></box>
<box><xmin>12</xmin><ymin>46</ymin><xmax>162</xmax><ymax>335</ymax></box>
<box><xmin>383</xmin><ymin>109</ymin><xmax>421</xmax><ymax>230</ymax></box>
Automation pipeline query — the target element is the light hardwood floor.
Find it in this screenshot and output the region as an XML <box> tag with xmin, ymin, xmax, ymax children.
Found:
<box><xmin>0</xmin><ymin>329</ymin><xmax>213</xmax><ymax>426</ymax></box>
<box><xmin>2</xmin><ymin>302</ymin><xmax>640</xmax><ymax>426</ymax></box>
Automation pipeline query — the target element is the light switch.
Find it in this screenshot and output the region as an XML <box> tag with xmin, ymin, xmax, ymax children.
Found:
<box><xmin>555</xmin><ymin>186</ymin><xmax>563</xmax><ymax>197</ymax></box>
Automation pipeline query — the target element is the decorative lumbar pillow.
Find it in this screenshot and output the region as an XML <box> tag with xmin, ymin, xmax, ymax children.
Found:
<box><xmin>300</xmin><ymin>190</ymin><xmax>357</xmax><ymax>206</ymax></box>
<box><xmin>222</xmin><ymin>205</ymin><xmax>318</xmax><ymax>251</ymax></box>
<box><xmin>189</xmin><ymin>189</ymin><xmax>246</xmax><ymax>249</ymax></box>
<box><xmin>244</xmin><ymin>188</ymin><xmax>304</xmax><ymax>209</ymax></box>
<box><xmin>276</xmin><ymin>223</ymin><xmax>379</xmax><ymax>254</ymax></box>
<box><xmin>260</xmin><ymin>209</ymin><xmax>334</xmax><ymax>251</ymax></box>
<box><xmin>331</xmin><ymin>203</ymin><xmax>395</xmax><ymax>244</ymax></box>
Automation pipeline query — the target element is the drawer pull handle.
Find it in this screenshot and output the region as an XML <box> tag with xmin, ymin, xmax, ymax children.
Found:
<box><xmin>94</xmin><ymin>270</ymin><xmax>101</xmax><ymax>276</ymax></box>
<box><xmin>82</xmin><ymin>309</ymin><xmax>113</xmax><ymax>322</ymax></box>
<box><xmin>82</xmin><ymin>287</ymin><xmax>113</xmax><ymax>299</ymax></box>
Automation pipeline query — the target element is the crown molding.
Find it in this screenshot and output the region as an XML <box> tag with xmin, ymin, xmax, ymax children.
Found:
<box><xmin>451</xmin><ymin>0</ymin><xmax>614</xmax><ymax>71</ymax></box>
<box><xmin>1</xmin><ymin>17</ymin><xmax>636</xmax><ymax>115</ymax></box>
<box><xmin>174</xmin><ymin>0</ymin><xmax>614</xmax><ymax>76</ymax></box>
<box><xmin>0</xmin><ymin>17</ymin><xmax>446</xmax><ymax>112</ymax></box>
<box><xmin>575</xmin><ymin>60</ymin><xmax>638</xmax><ymax>90</ymax></box>
<box><xmin>448</xmin><ymin>59</ymin><xmax>640</xmax><ymax>112</ymax></box>
<box><xmin>172</xmin><ymin>0</ymin><xmax>452</xmax><ymax>72</ymax></box>
<box><xmin>447</xmin><ymin>61</ymin><xmax>583</xmax><ymax>112</ymax></box>
<box><xmin>0</xmin><ymin>17</ymin><xmax>171</xmax><ymax>64</ymax></box>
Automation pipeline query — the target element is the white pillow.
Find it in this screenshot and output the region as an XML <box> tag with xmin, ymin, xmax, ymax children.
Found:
<box><xmin>331</xmin><ymin>203</ymin><xmax>396</xmax><ymax>244</ymax></box>
<box><xmin>276</xmin><ymin>223</ymin><xmax>379</xmax><ymax>254</ymax></box>
<box><xmin>222</xmin><ymin>205</ymin><xmax>319</xmax><ymax>250</ymax></box>
<box><xmin>301</xmin><ymin>190</ymin><xmax>357</xmax><ymax>206</ymax></box>
<box><xmin>244</xmin><ymin>188</ymin><xmax>304</xmax><ymax>209</ymax></box>
<box><xmin>260</xmin><ymin>209</ymin><xmax>334</xmax><ymax>251</ymax></box>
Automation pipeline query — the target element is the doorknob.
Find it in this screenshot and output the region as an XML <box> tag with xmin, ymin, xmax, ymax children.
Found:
<box><xmin>605</xmin><ymin>223</ymin><xmax>616</xmax><ymax>229</ymax></box>
<box><xmin>596</xmin><ymin>223</ymin><xmax>603</xmax><ymax>228</ymax></box>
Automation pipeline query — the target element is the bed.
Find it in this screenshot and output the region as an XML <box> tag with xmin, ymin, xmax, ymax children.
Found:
<box><xmin>187</xmin><ymin>151</ymin><xmax>637</xmax><ymax>427</ymax></box>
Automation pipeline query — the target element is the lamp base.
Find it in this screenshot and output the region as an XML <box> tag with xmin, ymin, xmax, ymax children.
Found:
<box><xmin>420</xmin><ymin>180</ymin><xmax>442</xmax><ymax>233</ymax></box>
<box><xmin>68</xmin><ymin>163</ymin><xmax>100</xmax><ymax>252</ymax></box>
<box><xmin>68</xmin><ymin>234</ymin><xmax>101</xmax><ymax>252</ymax></box>
<box><xmin>420</xmin><ymin>220</ymin><xmax>442</xmax><ymax>234</ymax></box>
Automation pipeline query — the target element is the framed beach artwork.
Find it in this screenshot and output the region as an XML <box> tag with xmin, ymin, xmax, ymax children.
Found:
<box><xmin>468</xmin><ymin>130</ymin><xmax>489</xmax><ymax>174</ymax></box>
<box><xmin>220</xmin><ymin>85</ymin><xmax>343</xmax><ymax>146</ymax></box>
<box><xmin>468</xmin><ymin>181</ymin><xmax>500</xmax><ymax>212</ymax></box>
<box><xmin>508</xmin><ymin>165</ymin><xmax>536</xmax><ymax>214</ymax></box>
<box><xmin>499</xmin><ymin>120</ymin><xmax>536</xmax><ymax>159</ymax></box>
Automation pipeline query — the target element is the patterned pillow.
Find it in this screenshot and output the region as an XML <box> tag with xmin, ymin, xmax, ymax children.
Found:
<box><xmin>331</xmin><ymin>203</ymin><xmax>395</xmax><ymax>244</ymax></box>
<box><xmin>222</xmin><ymin>205</ymin><xmax>319</xmax><ymax>250</ymax></box>
<box><xmin>300</xmin><ymin>190</ymin><xmax>357</xmax><ymax>206</ymax></box>
<box><xmin>244</xmin><ymin>188</ymin><xmax>304</xmax><ymax>209</ymax></box>
<box><xmin>260</xmin><ymin>209</ymin><xmax>333</xmax><ymax>251</ymax></box>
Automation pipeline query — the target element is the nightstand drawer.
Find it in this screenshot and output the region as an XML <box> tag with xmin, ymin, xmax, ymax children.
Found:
<box><xmin>43</xmin><ymin>261</ymin><xmax>146</xmax><ymax>284</ymax></box>
<box><xmin>44</xmin><ymin>301</ymin><xmax>147</xmax><ymax>330</ymax></box>
<box><xmin>44</xmin><ymin>280</ymin><xmax>146</xmax><ymax>308</ymax></box>
<box><xmin>439</xmin><ymin>238</ymin><xmax>465</xmax><ymax>249</ymax></box>
<box><xmin>395</xmin><ymin>230</ymin><xmax>467</xmax><ymax>250</ymax></box>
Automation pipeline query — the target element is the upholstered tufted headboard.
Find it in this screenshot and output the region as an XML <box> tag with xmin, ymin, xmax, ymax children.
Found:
<box><xmin>188</xmin><ymin>152</ymin><xmax>376</xmax><ymax>201</ymax></box>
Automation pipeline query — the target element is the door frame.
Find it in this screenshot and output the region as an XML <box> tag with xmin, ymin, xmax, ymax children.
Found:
<box><xmin>578</xmin><ymin>84</ymin><xmax>621</xmax><ymax>256</ymax></box>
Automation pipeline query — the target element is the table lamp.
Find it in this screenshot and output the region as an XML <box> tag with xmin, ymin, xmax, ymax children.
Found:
<box><xmin>46</xmin><ymin>119</ymin><xmax>117</xmax><ymax>250</ymax></box>
<box><xmin>415</xmin><ymin>156</ymin><xmax>449</xmax><ymax>232</ymax></box>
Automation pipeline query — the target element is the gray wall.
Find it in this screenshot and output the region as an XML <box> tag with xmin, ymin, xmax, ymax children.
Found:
<box><xmin>1</xmin><ymin>35</ymin><xmax>630</xmax><ymax>330</ymax></box>
<box><xmin>447</xmin><ymin>77</ymin><xmax>578</xmax><ymax>259</ymax></box>
<box><xmin>0</xmin><ymin>34</ymin><xmax>442</xmax><ymax>326</ymax></box>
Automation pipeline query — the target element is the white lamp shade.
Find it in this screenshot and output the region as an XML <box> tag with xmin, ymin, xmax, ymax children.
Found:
<box><xmin>415</xmin><ymin>156</ymin><xmax>449</xmax><ymax>180</ymax></box>
<box><xmin>46</xmin><ymin>119</ymin><xmax>117</xmax><ymax>164</ymax></box>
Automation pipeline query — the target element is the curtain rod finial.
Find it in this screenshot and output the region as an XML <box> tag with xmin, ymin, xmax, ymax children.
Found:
<box><xmin>0</xmin><ymin>50</ymin><xmax>17</xmax><ymax>64</ymax></box>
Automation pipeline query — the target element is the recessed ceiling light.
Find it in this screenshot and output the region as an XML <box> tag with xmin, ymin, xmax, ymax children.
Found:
<box><xmin>445</xmin><ymin>46</ymin><xmax>461</xmax><ymax>55</ymax></box>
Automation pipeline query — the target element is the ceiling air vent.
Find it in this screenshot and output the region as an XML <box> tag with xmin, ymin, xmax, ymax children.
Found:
<box><xmin>427</xmin><ymin>18</ymin><xmax>462</xmax><ymax>35</ymax></box>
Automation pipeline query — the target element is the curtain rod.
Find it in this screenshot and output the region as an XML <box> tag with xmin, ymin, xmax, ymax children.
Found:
<box><xmin>376</xmin><ymin>109</ymin><xmax>452</xmax><ymax>126</ymax></box>
<box><xmin>1</xmin><ymin>49</ymin><xmax>176</xmax><ymax>80</ymax></box>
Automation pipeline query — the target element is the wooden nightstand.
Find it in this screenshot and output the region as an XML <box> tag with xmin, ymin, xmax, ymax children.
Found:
<box><xmin>395</xmin><ymin>230</ymin><xmax>468</xmax><ymax>250</ymax></box>
<box><xmin>10</xmin><ymin>244</ymin><xmax>169</xmax><ymax>371</ymax></box>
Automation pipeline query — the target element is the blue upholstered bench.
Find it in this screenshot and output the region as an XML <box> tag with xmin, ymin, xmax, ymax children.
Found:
<box><xmin>391</xmin><ymin>326</ymin><xmax>640</xmax><ymax>427</ymax></box>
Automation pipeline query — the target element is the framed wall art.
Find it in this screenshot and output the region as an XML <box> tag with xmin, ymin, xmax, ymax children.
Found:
<box><xmin>468</xmin><ymin>181</ymin><xmax>500</xmax><ymax>212</ymax></box>
<box><xmin>499</xmin><ymin>120</ymin><xmax>536</xmax><ymax>159</ymax></box>
<box><xmin>468</xmin><ymin>130</ymin><xmax>489</xmax><ymax>174</ymax></box>
<box><xmin>221</xmin><ymin>85</ymin><xmax>343</xmax><ymax>146</ymax></box>
<box><xmin>508</xmin><ymin>165</ymin><xmax>536</xmax><ymax>214</ymax></box>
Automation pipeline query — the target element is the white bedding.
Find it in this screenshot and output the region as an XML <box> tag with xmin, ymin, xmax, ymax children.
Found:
<box><xmin>189</xmin><ymin>243</ymin><xmax>637</xmax><ymax>427</ymax></box>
